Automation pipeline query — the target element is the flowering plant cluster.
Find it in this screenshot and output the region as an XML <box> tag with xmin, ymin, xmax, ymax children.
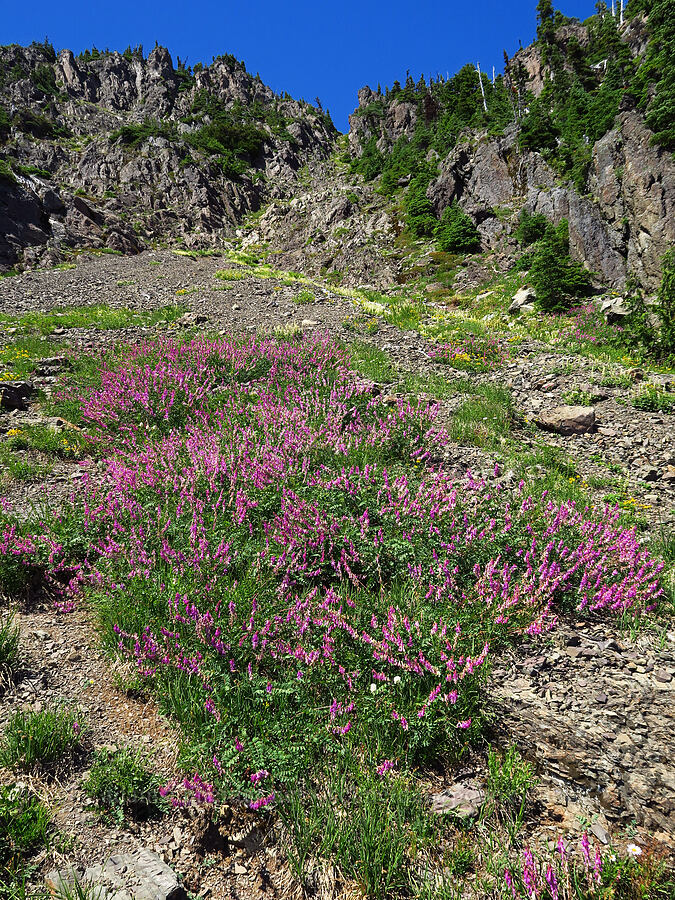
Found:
<box><xmin>504</xmin><ymin>836</ymin><xmax>656</xmax><ymax>900</ymax></box>
<box><xmin>0</xmin><ymin>334</ymin><xmax>664</xmax><ymax>808</ymax></box>
<box><xmin>429</xmin><ymin>335</ymin><xmax>510</xmax><ymax>371</ymax></box>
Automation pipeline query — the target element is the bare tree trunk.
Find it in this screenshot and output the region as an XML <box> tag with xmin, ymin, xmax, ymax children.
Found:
<box><xmin>476</xmin><ymin>62</ymin><xmax>488</xmax><ymax>113</ymax></box>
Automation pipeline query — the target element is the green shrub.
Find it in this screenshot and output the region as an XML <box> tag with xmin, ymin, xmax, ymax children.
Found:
<box><xmin>110</xmin><ymin>120</ymin><xmax>176</xmax><ymax>148</ymax></box>
<box><xmin>13</xmin><ymin>109</ymin><xmax>70</xmax><ymax>139</ymax></box>
<box><xmin>514</xmin><ymin>209</ymin><xmax>549</xmax><ymax>245</ymax></box>
<box><xmin>518</xmin><ymin>99</ymin><xmax>559</xmax><ymax>152</ymax></box>
<box><xmin>656</xmin><ymin>248</ymin><xmax>675</xmax><ymax>356</ymax></box>
<box><xmin>13</xmin><ymin>163</ymin><xmax>52</xmax><ymax>179</ymax></box>
<box><xmin>610</xmin><ymin>252</ymin><xmax>675</xmax><ymax>363</ymax></box>
<box><xmin>405</xmin><ymin>175</ymin><xmax>437</xmax><ymax>237</ymax></box>
<box><xmin>436</xmin><ymin>201</ymin><xmax>481</xmax><ymax>252</ymax></box>
<box><xmin>0</xmin><ymin>706</ymin><xmax>85</xmax><ymax>771</ymax></box>
<box><xmin>630</xmin><ymin>383</ymin><xmax>675</xmax><ymax>413</ymax></box>
<box><xmin>529</xmin><ymin>219</ymin><xmax>592</xmax><ymax>312</ymax></box>
<box><xmin>0</xmin><ymin>105</ymin><xmax>10</xmax><ymax>142</ymax></box>
<box><xmin>82</xmin><ymin>747</ymin><xmax>165</xmax><ymax>823</ymax></box>
<box><xmin>31</xmin><ymin>64</ymin><xmax>58</xmax><ymax>97</ymax></box>
<box><xmin>0</xmin><ymin>159</ymin><xmax>15</xmax><ymax>183</ymax></box>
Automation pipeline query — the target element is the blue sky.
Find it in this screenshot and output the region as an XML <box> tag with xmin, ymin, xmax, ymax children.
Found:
<box><xmin>2</xmin><ymin>0</ymin><xmax>594</xmax><ymax>131</ymax></box>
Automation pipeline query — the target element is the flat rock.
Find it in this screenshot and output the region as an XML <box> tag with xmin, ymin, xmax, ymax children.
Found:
<box><xmin>535</xmin><ymin>405</ymin><xmax>596</xmax><ymax>435</ymax></box>
<box><xmin>431</xmin><ymin>781</ymin><xmax>485</xmax><ymax>818</ymax></box>
<box><xmin>46</xmin><ymin>849</ymin><xmax>186</xmax><ymax>900</ymax></box>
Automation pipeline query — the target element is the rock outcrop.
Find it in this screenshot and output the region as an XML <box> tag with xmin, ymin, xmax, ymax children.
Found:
<box><xmin>0</xmin><ymin>43</ymin><xmax>335</xmax><ymax>270</ymax></box>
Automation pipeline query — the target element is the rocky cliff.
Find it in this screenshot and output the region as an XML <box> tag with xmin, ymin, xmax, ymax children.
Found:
<box><xmin>0</xmin><ymin>42</ymin><xmax>335</xmax><ymax>270</ymax></box>
<box><xmin>346</xmin><ymin>8</ymin><xmax>675</xmax><ymax>292</ymax></box>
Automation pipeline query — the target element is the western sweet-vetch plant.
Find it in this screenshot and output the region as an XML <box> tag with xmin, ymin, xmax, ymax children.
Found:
<box><xmin>0</xmin><ymin>333</ymin><xmax>666</xmax><ymax>814</ymax></box>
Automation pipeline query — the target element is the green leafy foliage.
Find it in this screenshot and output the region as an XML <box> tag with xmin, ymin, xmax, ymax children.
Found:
<box><xmin>30</xmin><ymin>63</ymin><xmax>58</xmax><ymax>97</ymax></box>
<box><xmin>0</xmin><ymin>706</ymin><xmax>85</xmax><ymax>771</ymax></box>
<box><xmin>435</xmin><ymin>201</ymin><xmax>481</xmax><ymax>252</ymax></box>
<box><xmin>182</xmin><ymin>91</ymin><xmax>287</xmax><ymax>178</ymax></box>
<box><xmin>513</xmin><ymin>7</ymin><xmax>632</xmax><ymax>189</ymax></box>
<box><xmin>0</xmin><ymin>105</ymin><xmax>10</xmax><ymax>142</ymax></box>
<box><xmin>518</xmin><ymin>98</ymin><xmax>559</xmax><ymax>152</ymax></box>
<box><xmin>0</xmin><ymin>158</ymin><xmax>14</xmax><ymax>183</ymax></box>
<box><xmin>82</xmin><ymin>747</ymin><xmax>165</xmax><ymax>823</ymax></box>
<box><xmin>350</xmin><ymin>64</ymin><xmax>514</xmax><ymax>196</ymax></box>
<box><xmin>528</xmin><ymin>219</ymin><xmax>592</xmax><ymax>311</ymax></box>
<box><xmin>630</xmin><ymin>383</ymin><xmax>675</xmax><ymax>412</ymax></box>
<box><xmin>13</xmin><ymin>109</ymin><xmax>70</xmax><ymax>139</ymax></box>
<box><xmin>613</xmin><ymin>252</ymin><xmax>675</xmax><ymax>363</ymax></box>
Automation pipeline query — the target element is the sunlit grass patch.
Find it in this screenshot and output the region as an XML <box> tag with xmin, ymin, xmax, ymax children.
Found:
<box><xmin>348</xmin><ymin>340</ymin><xmax>396</xmax><ymax>383</ymax></box>
<box><xmin>6</xmin><ymin>423</ymin><xmax>88</xmax><ymax>460</ymax></box>
<box><xmin>215</xmin><ymin>269</ymin><xmax>248</xmax><ymax>281</ymax></box>
<box><xmin>0</xmin><ymin>304</ymin><xmax>184</xmax><ymax>336</ymax></box>
<box><xmin>450</xmin><ymin>384</ymin><xmax>513</xmax><ymax>447</ymax></box>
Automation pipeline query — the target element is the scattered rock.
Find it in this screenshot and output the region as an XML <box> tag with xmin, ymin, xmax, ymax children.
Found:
<box><xmin>0</xmin><ymin>381</ymin><xmax>36</xmax><ymax>411</ymax></box>
<box><xmin>600</xmin><ymin>296</ymin><xmax>631</xmax><ymax>323</ymax></box>
<box><xmin>509</xmin><ymin>287</ymin><xmax>536</xmax><ymax>315</ymax></box>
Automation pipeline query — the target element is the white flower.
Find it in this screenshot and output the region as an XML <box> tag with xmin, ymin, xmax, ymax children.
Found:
<box><xmin>626</xmin><ymin>844</ymin><xmax>642</xmax><ymax>858</ymax></box>
<box><xmin>370</xmin><ymin>683</ymin><xmax>377</xmax><ymax>693</ymax></box>
<box><xmin>393</xmin><ymin>676</ymin><xmax>401</xmax><ymax>685</ymax></box>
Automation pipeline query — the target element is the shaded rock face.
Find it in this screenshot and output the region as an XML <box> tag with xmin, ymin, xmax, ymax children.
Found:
<box><xmin>348</xmin><ymin>86</ymin><xmax>417</xmax><ymax>156</ymax></box>
<box><xmin>590</xmin><ymin>110</ymin><xmax>675</xmax><ymax>289</ymax></box>
<box><xmin>423</xmin><ymin>112</ymin><xmax>675</xmax><ymax>290</ymax></box>
<box><xmin>0</xmin><ymin>44</ymin><xmax>336</xmax><ymax>270</ymax></box>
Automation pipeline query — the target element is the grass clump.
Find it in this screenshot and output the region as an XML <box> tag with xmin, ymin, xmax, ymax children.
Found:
<box><xmin>279</xmin><ymin>764</ymin><xmax>436</xmax><ymax>898</ymax></box>
<box><xmin>294</xmin><ymin>289</ymin><xmax>315</xmax><ymax>305</ymax></box>
<box><xmin>0</xmin><ymin>706</ymin><xmax>85</xmax><ymax>772</ymax></box>
<box><xmin>450</xmin><ymin>384</ymin><xmax>513</xmax><ymax>448</ymax></box>
<box><xmin>215</xmin><ymin>268</ymin><xmax>247</xmax><ymax>281</ymax></box>
<box><xmin>0</xmin><ymin>785</ymin><xmax>51</xmax><ymax>894</ymax></box>
<box><xmin>0</xmin><ymin>615</ymin><xmax>19</xmax><ymax>673</ymax></box>
<box><xmin>0</xmin><ymin>445</ymin><xmax>51</xmax><ymax>482</ymax></box>
<box><xmin>484</xmin><ymin>745</ymin><xmax>536</xmax><ymax>827</ymax></box>
<box><xmin>7</xmin><ymin>424</ymin><xmax>87</xmax><ymax>460</ymax></box>
<box><xmin>348</xmin><ymin>341</ymin><xmax>396</xmax><ymax>383</ymax></box>
<box><xmin>82</xmin><ymin>747</ymin><xmax>165</xmax><ymax>823</ymax></box>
